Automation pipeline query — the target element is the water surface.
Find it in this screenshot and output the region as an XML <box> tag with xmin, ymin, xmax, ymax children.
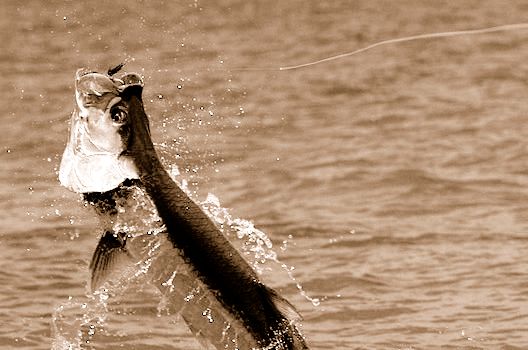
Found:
<box><xmin>2</xmin><ymin>1</ymin><xmax>528</xmax><ymax>349</ymax></box>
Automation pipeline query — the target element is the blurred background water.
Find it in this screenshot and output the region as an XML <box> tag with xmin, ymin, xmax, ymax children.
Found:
<box><xmin>2</xmin><ymin>0</ymin><xmax>528</xmax><ymax>349</ymax></box>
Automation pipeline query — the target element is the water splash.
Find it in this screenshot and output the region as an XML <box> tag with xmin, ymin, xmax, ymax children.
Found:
<box><xmin>53</xmin><ymin>177</ymin><xmax>315</xmax><ymax>348</ymax></box>
<box><xmin>202</xmin><ymin>307</ymin><xmax>214</xmax><ymax>323</ymax></box>
<box><xmin>160</xmin><ymin>270</ymin><xmax>178</xmax><ymax>300</ymax></box>
<box><xmin>201</xmin><ymin>193</ymin><xmax>320</xmax><ymax>307</ymax></box>
<box><xmin>51</xmin><ymin>239</ymin><xmax>157</xmax><ymax>349</ymax></box>
<box><xmin>51</xmin><ymin>293</ymin><xmax>109</xmax><ymax>350</ymax></box>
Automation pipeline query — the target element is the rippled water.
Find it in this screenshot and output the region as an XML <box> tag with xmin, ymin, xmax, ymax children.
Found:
<box><xmin>3</xmin><ymin>1</ymin><xmax>528</xmax><ymax>349</ymax></box>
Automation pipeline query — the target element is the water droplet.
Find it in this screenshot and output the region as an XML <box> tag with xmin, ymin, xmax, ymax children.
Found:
<box><xmin>202</xmin><ymin>308</ymin><xmax>214</xmax><ymax>323</ymax></box>
<box><xmin>88</xmin><ymin>324</ymin><xmax>96</xmax><ymax>336</ymax></box>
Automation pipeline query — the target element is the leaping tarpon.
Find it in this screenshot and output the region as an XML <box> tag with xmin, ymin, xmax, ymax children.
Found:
<box><xmin>58</xmin><ymin>65</ymin><xmax>309</xmax><ymax>349</ymax></box>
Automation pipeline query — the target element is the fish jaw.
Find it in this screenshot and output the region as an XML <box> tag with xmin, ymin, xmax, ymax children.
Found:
<box><xmin>59</xmin><ymin>70</ymin><xmax>140</xmax><ymax>193</ymax></box>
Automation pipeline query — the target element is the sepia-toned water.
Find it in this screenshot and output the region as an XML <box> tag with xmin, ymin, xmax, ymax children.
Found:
<box><xmin>3</xmin><ymin>1</ymin><xmax>528</xmax><ymax>349</ymax></box>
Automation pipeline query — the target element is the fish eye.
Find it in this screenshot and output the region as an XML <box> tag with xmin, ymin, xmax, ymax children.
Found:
<box><xmin>110</xmin><ymin>106</ymin><xmax>127</xmax><ymax>124</ymax></box>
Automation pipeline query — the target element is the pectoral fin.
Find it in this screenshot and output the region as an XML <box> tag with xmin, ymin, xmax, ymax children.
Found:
<box><xmin>89</xmin><ymin>230</ymin><xmax>132</xmax><ymax>291</ymax></box>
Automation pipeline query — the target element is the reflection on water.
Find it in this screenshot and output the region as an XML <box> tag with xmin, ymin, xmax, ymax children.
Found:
<box><xmin>3</xmin><ymin>0</ymin><xmax>528</xmax><ymax>349</ymax></box>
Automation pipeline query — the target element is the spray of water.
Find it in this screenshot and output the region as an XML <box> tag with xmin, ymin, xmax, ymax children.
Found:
<box><xmin>201</xmin><ymin>193</ymin><xmax>320</xmax><ymax>307</ymax></box>
<box><xmin>51</xmin><ymin>292</ymin><xmax>109</xmax><ymax>350</ymax></box>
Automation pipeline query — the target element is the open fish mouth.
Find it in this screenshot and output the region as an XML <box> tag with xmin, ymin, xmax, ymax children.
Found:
<box><xmin>59</xmin><ymin>67</ymin><xmax>144</xmax><ymax>193</ymax></box>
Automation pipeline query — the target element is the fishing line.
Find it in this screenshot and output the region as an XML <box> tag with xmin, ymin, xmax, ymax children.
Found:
<box><xmin>279</xmin><ymin>22</ymin><xmax>528</xmax><ymax>70</ymax></box>
<box><xmin>233</xmin><ymin>22</ymin><xmax>528</xmax><ymax>72</ymax></box>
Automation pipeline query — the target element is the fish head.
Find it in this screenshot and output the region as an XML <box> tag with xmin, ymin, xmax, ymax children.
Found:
<box><xmin>59</xmin><ymin>68</ymin><xmax>145</xmax><ymax>193</ymax></box>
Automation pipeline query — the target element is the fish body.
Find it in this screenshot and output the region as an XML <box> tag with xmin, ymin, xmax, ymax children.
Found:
<box><xmin>59</xmin><ymin>67</ymin><xmax>309</xmax><ymax>349</ymax></box>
